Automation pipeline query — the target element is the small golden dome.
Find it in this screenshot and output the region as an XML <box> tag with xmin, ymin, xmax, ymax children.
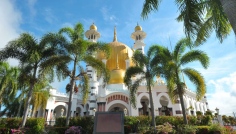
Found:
<box><xmin>109</xmin><ymin>68</ymin><xmax>125</xmax><ymax>84</ymax></box>
<box><xmin>90</xmin><ymin>23</ymin><xmax>97</xmax><ymax>31</ymax></box>
<box><xmin>135</xmin><ymin>25</ymin><xmax>142</xmax><ymax>31</ymax></box>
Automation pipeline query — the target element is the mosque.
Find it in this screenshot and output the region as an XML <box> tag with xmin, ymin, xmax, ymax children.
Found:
<box><xmin>39</xmin><ymin>23</ymin><xmax>208</xmax><ymax>122</ymax></box>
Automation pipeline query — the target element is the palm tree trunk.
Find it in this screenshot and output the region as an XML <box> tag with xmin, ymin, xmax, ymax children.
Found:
<box><xmin>21</xmin><ymin>66</ymin><xmax>37</xmax><ymax>127</ymax></box>
<box><xmin>220</xmin><ymin>0</ymin><xmax>236</xmax><ymax>35</ymax></box>
<box><xmin>179</xmin><ymin>93</ymin><xmax>188</xmax><ymax>124</ymax></box>
<box><xmin>17</xmin><ymin>100</ymin><xmax>23</xmax><ymax>117</ymax></box>
<box><xmin>147</xmin><ymin>80</ymin><xmax>156</xmax><ymax>129</ymax></box>
<box><xmin>66</xmin><ymin>58</ymin><xmax>77</xmax><ymax>126</ymax></box>
<box><xmin>66</xmin><ymin>79</ymin><xmax>75</xmax><ymax>126</ymax></box>
<box><xmin>21</xmin><ymin>83</ymin><xmax>34</xmax><ymax>127</ymax></box>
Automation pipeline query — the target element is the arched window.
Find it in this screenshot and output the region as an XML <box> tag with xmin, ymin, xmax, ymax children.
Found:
<box><xmin>139</xmin><ymin>35</ymin><xmax>141</xmax><ymax>40</ymax></box>
<box><xmin>136</xmin><ymin>36</ymin><xmax>138</xmax><ymax>40</ymax></box>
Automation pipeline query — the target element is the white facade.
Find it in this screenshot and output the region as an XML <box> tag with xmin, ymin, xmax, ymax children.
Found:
<box><xmin>39</xmin><ymin>24</ymin><xmax>208</xmax><ymax>123</ymax></box>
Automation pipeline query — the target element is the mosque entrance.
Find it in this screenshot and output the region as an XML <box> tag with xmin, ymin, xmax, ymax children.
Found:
<box><xmin>75</xmin><ymin>107</ymin><xmax>81</xmax><ymax>117</ymax></box>
<box><xmin>108</xmin><ymin>103</ymin><xmax>128</xmax><ymax>115</ymax></box>
<box><xmin>54</xmin><ymin>105</ymin><xmax>66</xmax><ymax>118</ymax></box>
<box><xmin>159</xmin><ymin>96</ymin><xmax>172</xmax><ymax>116</ymax></box>
<box><xmin>139</xmin><ymin>96</ymin><xmax>150</xmax><ymax>116</ymax></box>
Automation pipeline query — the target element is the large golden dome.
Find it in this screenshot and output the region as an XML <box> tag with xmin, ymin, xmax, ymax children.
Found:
<box><xmin>110</xmin><ymin>68</ymin><xmax>125</xmax><ymax>84</ymax></box>
<box><xmin>97</xmin><ymin>26</ymin><xmax>134</xmax><ymax>84</ymax></box>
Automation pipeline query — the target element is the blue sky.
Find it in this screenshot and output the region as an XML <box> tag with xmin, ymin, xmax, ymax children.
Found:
<box><xmin>1</xmin><ymin>0</ymin><xmax>236</xmax><ymax>116</ymax></box>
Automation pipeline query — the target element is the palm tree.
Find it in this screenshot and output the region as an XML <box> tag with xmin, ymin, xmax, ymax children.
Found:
<box><xmin>157</xmin><ymin>38</ymin><xmax>209</xmax><ymax>124</ymax></box>
<box><xmin>31</xmin><ymin>80</ymin><xmax>51</xmax><ymax>117</ymax></box>
<box><xmin>141</xmin><ymin>0</ymin><xmax>232</xmax><ymax>44</ymax></box>
<box><xmin>0</xmin><ymin>33</ymin><xmax>67</xmax><ymax>127</ymax></box>
<box><xmin>57</xmin><ymin>22</ymin><xmax>110</xmax><ymax>126</ymax></box>
<box><xmin>0</xmin><ymin>62</ymin><xmax>19</xmax><ymax>115</ymax></box>
<box><xmin>219</xmin><ymin>0</ymin><xmax>236</xmax><ymax>35</ymax></box>
<box><xmin>124</xmin><ymin>47</ymin><xmax>163</xmax><ymax>130</ymax></box>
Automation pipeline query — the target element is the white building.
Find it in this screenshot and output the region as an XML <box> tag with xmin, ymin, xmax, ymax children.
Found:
<box><xmin>39</xmin><ymin>23</ymin><xmax>208</xmax><ymax>122</ymax></box>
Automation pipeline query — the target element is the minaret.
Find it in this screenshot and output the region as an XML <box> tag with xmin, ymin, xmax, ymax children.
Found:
<box><xmin>85</xmin><ymin>23</ymin><xmax>101</xmax><ymax>42</ymax></box>
<box><xmin>131</xmin><ymin>23</ymin><xmax>146</xmax><ymax>54</ymax></box>
<box><xmin>85</xmin><ymin>23</ymin><xmax>100</xmax><ymax>115</ymax></box>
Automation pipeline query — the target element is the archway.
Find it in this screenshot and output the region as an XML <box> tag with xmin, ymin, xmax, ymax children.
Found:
<box><xmin>159</xmin><ymin>96</ymin><xmax>172</xmax><ymax>116</ymax></box>
<box><xmin>75</xmin><ymin>107</ymin><xmax>82</xmax><ymax>117</ymax></box>
<box><xmin>108</xmin><ymin>103</ymin><xmax>128</xmax><ymax>115</ymax></box>
<box><xmin>54</xmin><ymin>105</ymin><xmax>66</xmax><ymax>118</ymax></box>
<box><xmin>139</xmin><ymin>96</ymin><xmax>150</xmax><ymax>116</ymax></box>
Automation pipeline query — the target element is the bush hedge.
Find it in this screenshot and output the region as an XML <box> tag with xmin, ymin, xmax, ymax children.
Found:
<box><xmin>0</xmin><ymin>118</ymin><xmax>45</xmax><ymax>134</ymax></box>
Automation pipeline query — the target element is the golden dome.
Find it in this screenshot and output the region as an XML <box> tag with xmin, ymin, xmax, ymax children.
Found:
<box><xmin>109</xmin><ymin>68</ymin><xmax>125</xmax><ymax>84</ymax></box>
<box><xmin>97</xmin><ymin>26</ymin><xmax>134</xmax><ymax>84</ymax></box>
<box><xmin>90</xmin><ymin>23</ymin><xmax>97</xmax><ymax>31</ymax></box>
<box><xmin>135</xmin><ymin>25</ymin><xmax>142</xmax><ymax>31</ymax></box>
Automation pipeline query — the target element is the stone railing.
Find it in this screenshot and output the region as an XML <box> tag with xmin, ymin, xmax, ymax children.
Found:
<box><xmin>106</xmin><ymin>88</ymin><xmax>129</xmax><ymax>95</ymax></box>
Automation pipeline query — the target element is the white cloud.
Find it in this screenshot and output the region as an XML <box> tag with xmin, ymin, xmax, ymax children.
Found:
<box><xmin>100</xmin><ymin>7</ymin><xmax>118</xmax><ymax>23</ymax></box>
<box><xmin>44</xmin><ymin>8</ymin><xmax>57</xmax><ymax>24</ymax></box>
<box><xmin>27</xmin><ymin>0</ymin><xmax>37</xmax><ymax>17</ymax></box>
<box><xmin>0</xmin><ymin>0</ymin><xmax>21</xmax><ymax>49</ymax></box>
<box><xmin>207</xmin><ymin>72</ymin><xmax>236</xmax><ymax>116</ymax></box>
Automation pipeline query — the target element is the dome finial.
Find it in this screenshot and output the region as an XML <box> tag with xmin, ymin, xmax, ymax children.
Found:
<box><xmin>116</xmin><ymin>54</ymin><xmax>119</xmax><ymax>69</ymax></box>
<box><xmin>113</xmin><ymin>26</ymin><xmax>117</xmax><ymax>42</ymax></box>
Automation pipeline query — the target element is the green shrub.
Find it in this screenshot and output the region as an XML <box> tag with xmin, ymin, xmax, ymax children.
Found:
<box><xmin>25</xmin><ymin>118</ymin><xmax>45</xmax><ymax>134</ymax></box>
<box><xmin>196</xmin><ymin>126</ymin><xmax>209</xmax><ymax>134</ymax></box>
<box><xmin>201</xmin><ymin>115</ymin><xmax>212</xmax><ymax>125</ymax></box>
<box><xmin>209</xmin><ymin>124</ymin><xmax>224</xmax><ymax>133</ymax></box>
<box><xmin>5</xmin><ymin>118</ymin><xmax>22</xmax><ymax>129</ymax></box>
<box><xmin>55</xmin><ymin>117</ymin><xmax>66</xmax><ymax>127</ymax></box>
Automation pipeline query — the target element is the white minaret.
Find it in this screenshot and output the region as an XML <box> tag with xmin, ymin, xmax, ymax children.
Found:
<box><xmin>85</xmin><ymin>23</ymin><xmax>100</xmax><ymax>115</ymax></box>
<box><xmin>131</xmin><ymin>23</ymin><xmax>146</xmax><ymax>54</ymax></box>
<box><xmin>85</xmin><ymin>23</ymin><xmax>101</xmax><ymax>42</ymax></box>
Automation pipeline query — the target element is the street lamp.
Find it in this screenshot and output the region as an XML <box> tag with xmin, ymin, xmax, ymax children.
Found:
<box><xmin>124</xmin><ymin>108</ymin><xmax>127</xmax><ymax>116</ymax></box>
<box><xmin>61</xmin><ymin>108</ymin><xmax>64</xmax><ymax>117</ymax></box>
<box><xmin>155</xmin><ymin>108</ymin><xmax>159</xmax><ymax>116</ymax></box>
<box><xmin>215</xmin><ymin>107</ymin><xmax>219</xmax><ymax>115</ymax></box>
<box><xmin>93</xmin><ymin>108</ymin><xmax>97</xmax><ymax>116</ymax></box>
<box><xmin>28</xmin><ymin>109</ymin><xmax>32</xmax><ymax>117</ymax></box>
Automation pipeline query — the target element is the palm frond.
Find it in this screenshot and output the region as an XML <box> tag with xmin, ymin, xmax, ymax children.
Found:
<box><xmin>124</xmin><ymin>66</ymin><xmax>145</xmax><ymax>87</ymax></box>
<box><xmin>141</xmin><ymin>0</ymin><xmax>161</xmax><ymax>19</ymax></box>
<box><xmin>207</xmin><ymin>0</ymin><xmax>231</xmax><ymax>43</ymax></box>
<box><xmin>129</xmin><ymin>76</ymin><xmax>145</xmax><ymax>108</ymax></box>
<box><xmin>132</xmin><ymin>51</ymin><xmax>148</xmax><ymax>68</ymax></box>
<box><xmin>180</xmin><ymin>50</ymin><xmax>209</xmax><ymax>68</ymax></box>
<box><xmin>74</xmin><ymin>22</ymin><xmax>84</xmax><ymax>39</ymax></box>
<box><xmin>59</xmin><ymin>27</ymin><xmax>74</xmax><ymax>42</ymax></box>
<box><xmin>182</xmin><ymin>68</ymin><xmax>206</xmax><ymax>100</ymax></box>
<box><xmin>84</xmin><ymin>56</ymin><xmax>110</xmax><ymax>87</ymax></box>
<box><xmin>176</xmin><ymin>0</ymin><xmax>205</xmax><ymax>39</ymax></box>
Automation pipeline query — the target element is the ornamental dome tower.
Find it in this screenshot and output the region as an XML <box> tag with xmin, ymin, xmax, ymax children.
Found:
<box><xmin>85</xmin><ymin>23</ymin><xmax>100</xmax><ymax>42</ymax></box>
<box><xmin>97</xmin><ymin>26</ymin><xmax>134</xmax><ymax>84</ymax></box>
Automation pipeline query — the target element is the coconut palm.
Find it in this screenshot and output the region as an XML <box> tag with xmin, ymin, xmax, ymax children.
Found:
<box><xmin>0</xmin><ymin>62</ymin><xmax>19</xmax><ymax>114</ymax></box>
<box><xmin>124</xmin><ymin>47</ymin><xmax>164</xmax><ymax>130</ymax></box>
<box><xmin>0</xmin><ymin>33</ymin><xmax>67</xmax><ymax>127</ymax></box>
<box><xmin>157</xmin><ymin>38</ymin><xmax>209</xmax><ymax>124</ymax></box>
<box><xmin>141</xmin><ymin>0</ymin><xmax>232</xmax><ymax>44</ymax></box>
<box><xmin>57</xmin><ymin>22</ymin><xmax>110</xmax><ymax>126</ymax></box>
<box><xmin>220</xmin><ymin>0</ymin><xmax>236</xmax><ymax>35</ymax></box>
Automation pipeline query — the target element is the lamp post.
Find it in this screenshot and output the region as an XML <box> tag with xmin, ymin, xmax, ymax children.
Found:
<box><xmin>93</xmin><ymin>108</ymin><xmax>97</xmax><ymax>116</ymax></box>
<box><xmin>28</xmin><ymin>108</ymin><xmax>32</xmax><ymax>117</ymax></box>
<box><xmin>215</xmin><ymin>107</ymin><xmax>219</xmax><ymax>115</ymax></box>
<box><xmin>124</xmin><ymin>108</ymin><xmax>127</xmax><ymax>116</ymax></box>
<box><xmin>155</xmin><ymin>108</ymin><xmax>158</xmax><ymax>116</ymax></box>
<box><xmin>61</xmin><ymin>108</ymin><xmax>64</xmax><ymax>117</ymax></box>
